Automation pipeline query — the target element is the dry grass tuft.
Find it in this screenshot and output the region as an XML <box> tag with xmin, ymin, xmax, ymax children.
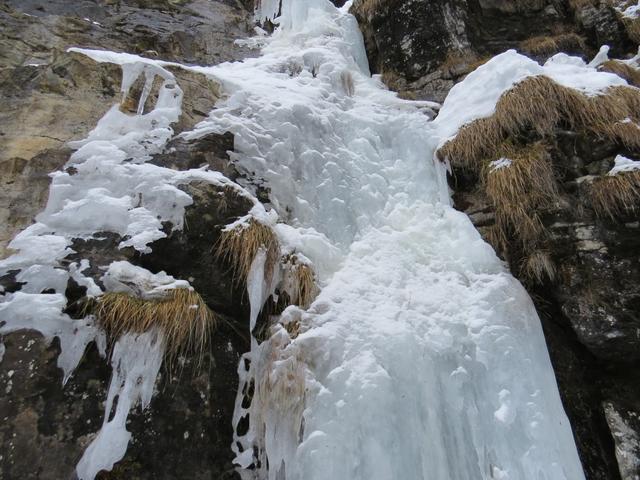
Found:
<box><xmin>599</xmin><ymin>60</ymin><xmax>640</xmax><ymax>87</ymax></box>
<box><xmin>520</xmin><ymin>33</ymin><xmax>586</xmax><ymax>58</ymax></box>
<box><xmin>92</xmin><ymin>288</ymin><xmax>215</xmax><ymax>369</ymax></box>
<box><xmin>521</xmin><ymin>250</ymin><xmax>557</xmax><ymax>284</ymax></box>
<box><xmin>590</xmin><ymin>169</ymin><xmax>640</xmax><ymax>218</ymax></box>
<box><xmin>482</xmin><ymin>142</ymin><xmax>558</xmax><ymax>248</ymax></box>
<box><xmin>438</xmin><ymin>76</ymin><xmax>640</xmax><ymax>170</ymax></box>
<box><xmin>352</xmin><ymin>0</ymin><xmax>396</xmax><ymax>18</ymax></box>
<box><xmin>281</xmin><ymin>254</ymin><xmax>318</xmax><ymax>309</ymax></box>
<box><xmin>216</xmin><ymin>219</ymin><xmax>279</xmax><ymax>286</ymax></box>
<box><xmin>621</xmin><ymin>15</ymin><xmax>640</xmax><ymax>44</ymax></box>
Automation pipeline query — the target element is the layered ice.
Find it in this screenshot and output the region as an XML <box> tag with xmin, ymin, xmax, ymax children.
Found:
<box><xmin>187</xmin><ymin>0</ymin><xmax>590</xmax><ymax>479</ymax></box>
<box><xmin>0</xmin><ymin>0</ymin><xmax>601</xmax><ymax>478</ymax></box>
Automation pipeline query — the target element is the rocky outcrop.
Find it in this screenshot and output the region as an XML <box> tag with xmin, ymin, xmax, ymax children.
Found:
<box><xmin>0</xmin><ymin>0</ymin><xmax>257</xmax><ymax>478</ymax></box>
<box><xmin>0</xmin><ymin>0</ymin><xmax>254</xmax><ymax>257</ymax></box>
<box><xmin>351</xmin><ymin>0</ymin><xmax>634</xmax><ymax>101</ymax></box>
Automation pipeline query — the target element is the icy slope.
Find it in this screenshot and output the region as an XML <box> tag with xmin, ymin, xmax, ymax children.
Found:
<box><xmin>0</xmin><ymin>0</ymin><xmax>600</xmax><ymax>477</ymax></box>
<box><xmin>188</xmin><ymin>1</ymin><xmax>590</xmax><ymax>479</ymax></box>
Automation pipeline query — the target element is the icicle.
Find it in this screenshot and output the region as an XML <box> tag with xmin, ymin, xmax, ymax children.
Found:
<box><xmin>136</xmin><ymin>67</ymin><xmax>156</xmax><ymax>115</ymax></box>
<box><xmin>76</xmin><ymin>329</ymin><xmax>165</xmax><ymax>480</ymax></box>
<box><xmin>247</xmin><ymin>247</ymin><xmax>268</xmax><ymax>335</ymax></box>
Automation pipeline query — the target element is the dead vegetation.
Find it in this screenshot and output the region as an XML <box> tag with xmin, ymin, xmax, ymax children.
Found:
<box><xmin>91</xmin><ymin>288</ymin><xmax>215</xmax><ymax>369</ymax></box>
<box><xmin>482</xmin><ymin>142</ymin><xmax>558</xmax><ymax>248</ymax></box>
<box><xmin>590</xmin><ymin>169</ymin><xmax>640</xmax><ymax>218</ymax></box>
<box><xmin>520</xmin><ymin>33</ymin><xmax>587</xmax><ymax>58</ymax></box>
<box><xmin>215</xmin><ymin>218</ymin><xmax>280</xmax><ymax>286</ymax></box>
<box><xmin>521</xmin><ymin>250</ymin><xmax>557</xmax><ymax>284</ymax></box>
<box><xmin>281</xmin><ymin>254</ymin><xmax>318</xmax><ymax>309</ymax></box>
<box><xmin>352</xmin><ymin>0</ymin><xmax>395</xmax><ymax>18</ymax></box>
<box><xmin>437</xmin><ymin>76</ymin><xmax>640</xmax><ymax>170</ymax></box>
<box><xmin>599</xmin><ymin>60</ymin><xmax>640</xmax><ymax>87</ymax></box>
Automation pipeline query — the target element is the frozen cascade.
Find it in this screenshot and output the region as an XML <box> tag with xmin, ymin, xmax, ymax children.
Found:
<box><xmin>0</xmin><ymin>0</ymin><xmax>600</xmax><ymax>476</ymax></box>
<box><xmin>188</xmin><ymin>0</ymin><xmax>588</xmax><ymax>479</ymax></box>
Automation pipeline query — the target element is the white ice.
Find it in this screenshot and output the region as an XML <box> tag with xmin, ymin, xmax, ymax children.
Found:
<box><xmin>187</xmin><ymin>1</ymin><xmax>590</xmax><ymax>479</ymax></box>
<box><xmin>609</xmin><ymin>154</ymin><xmax>640</xmax><ymax>175</ymax></box>
<box><xmin>0</xmin><ymin>0</ymin><xmax>606</xmax><ymax>477</ymax></box>
<box><xmin>76</xmin><ymin>329</ymin><xmax>165</xmax><ymax>480</ymax></box>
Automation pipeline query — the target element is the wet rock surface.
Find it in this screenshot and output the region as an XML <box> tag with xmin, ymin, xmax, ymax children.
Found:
<box><xmin>0</xmin><ymin>0</ymin><xmax>255</xmax><ymax>256</ymax></box>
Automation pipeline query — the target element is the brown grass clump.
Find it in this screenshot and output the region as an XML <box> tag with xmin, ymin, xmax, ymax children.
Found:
<box><xmin>438</xmin><ymin>76</ymin><xmax>640</xmax><ymax>170</ymax></box>
<box><xmin>482</xmin><ymin>142</ymin><xmax>558</xmax><ymax>247</ymax></box>
<box><xmin>92</xmin><ymin>288</ymin><xmax>215</xmax><ymax>368</ymax></box>
<box><xmin>352</xmin><ymin>0</ymin><xmax>396</xmax><ymax>18</ymax></box>
<box><xmin>599</xmin><ymin>60</ymin><xmax>640</xmax><ymax>87</ymax></box>
<box><xmin>380</xmin><ymin>67</ymin><xmax>404</xmax><ymax>91</ymax></box>
<box><xmin>520</xmin><ymin>33</ymin><xmax>587</xmax><ymax>58</ymax></box>
<box><xmin>521</xmin><ymin>250</ymin><xmax>557</xmax><ymax>284</ymax></box>
<box><xmin>590</xmin><ymin>169</ymin><xmax>640</xmax><ymax>218</ymax></box>
<box><xmin>281</xmin><ymin>254</ymin><xmax>318</xmax><ymax>309</ymax></box>
<box><xmin>621</xmin><ymin>15</ymin><xmax>640</xmax><ymax>44</ymax></box>
<box><xmin>216</xmin><ymin>219</ymin><xmax>279</xmax><ymax>286</ymax></box>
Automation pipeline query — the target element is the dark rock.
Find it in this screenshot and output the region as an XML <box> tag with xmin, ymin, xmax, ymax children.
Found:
<box><xmin>351</xmin><ymin>0</ymin><xmax>633</xmax><ymax>102</ymax></box>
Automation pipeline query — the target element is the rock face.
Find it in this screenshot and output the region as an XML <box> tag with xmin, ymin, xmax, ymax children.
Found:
<box><xmin>450</xmin><ymin>133</ymin><xmax>640</xmax><ymax>480</ymax></box>
<box><xmin>351</xmin><ymin>0</ymin><xmax>634</xmax><ymax>101</ymax></box>
<box><xmin>0</xmin><ymin>0</ymin><xmax>254</xmax><ymax>257</ymax></box>
<box><xmin>0</xmin><ymin>0</ymin><xmax>257</xmax><ymax>478</ymax></box>
<box><xmin>351</xmin><ymin>1</ymin><xmax>640</xmax><ymax>479</ymax></box>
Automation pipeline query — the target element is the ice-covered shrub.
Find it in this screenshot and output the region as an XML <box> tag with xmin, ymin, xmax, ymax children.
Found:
<box><xmin>280</xmin><ymin>253</ymin><xmax>318</xmax><ymax>309</ymax></box>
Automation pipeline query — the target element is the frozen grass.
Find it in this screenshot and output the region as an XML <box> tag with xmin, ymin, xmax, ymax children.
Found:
<box><xmin>352</xmin><ymin>0</ymin><xmax>395</xmax><ymax>18</ymax></box>
<box><xmin>438</xmin><ymin>76</ymin><xmax>640</xmax><ymax>170</ymax></box>
<box><xmin>590</xmin><ymin>169</ymin><xmax>640</xmax><ymax>218</ymax></box>
<box><xmin>482</xmin><ymin>142</ymin><xmax>558</xmax><ymax>249</ymax></box>
<box><xmin>520</xmin><ymin>33</ymin><xmax>586</xmax><ymax>58</ymax></box>
<box><xmin>216</xmin><ymin>219</ymin><xmax>279</xmax><ymax>286</ymax></box>
<box><xmin>282</xmin><ymin>254</ymin><xmax>318</xmax><ymax>309</ymax></box>
<box><xmin>521</xmin><ymin>250</ymin><xmax>557</xmax><ymax>284</ymax></box>
<box><xmin>599</xmin><ymin>60</ymin><xmax>640</xmax><ymax>87</ymax></box>
<box><xmin>91</xmin><ymin>288</ymin><xmax>215</xmax><ymax>369</ymax></box>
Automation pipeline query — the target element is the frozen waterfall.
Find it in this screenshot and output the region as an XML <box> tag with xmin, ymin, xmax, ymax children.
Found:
<box><xmin>188</xmin><ymin>0</ymin><xmax>588</xmax><ymax>479</ymax></box>
<box><xmin>0</xmin><ymin>0</ymin><xmax>591</xmax><ymax>478</ymax></box>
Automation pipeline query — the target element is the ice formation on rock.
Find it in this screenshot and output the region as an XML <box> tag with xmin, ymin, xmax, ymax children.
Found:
<box><xmin>188</xmin><ymin>1</ymin><xmax>597</xmax><ymax>479</ymax></box>
<box><xmin>0</xmin><ymin>0</ymin><xmax>619</xmax><ymax>477</ymax></box>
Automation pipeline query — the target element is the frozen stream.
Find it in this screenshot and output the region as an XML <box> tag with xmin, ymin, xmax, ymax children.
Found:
<box><xmin>191</xmin><ymin>1</ymin><xmax>587</xmax><ymax>479</ymax></box>
<box><xmin>0</xmin><ymin>0</ymin><xmax>593</xmax><ymax>478</ymax></box>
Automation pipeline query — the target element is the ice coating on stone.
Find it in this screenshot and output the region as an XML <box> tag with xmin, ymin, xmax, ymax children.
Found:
<box><xmin>0</xmin><ymin>292</ymin><xmax>105</xmax><ymax>384</ymax></box>
<box><xmin>609</xmin><ymin>154</ymin><xmax>640</xmax><ymax>175</ymax></box>
<box><xmin>76</xmin><ymin>329</ymin><xmax>165</xmax><ymax>480</ymax></box>
<box><xmin>191</xmin><ymin>0</ymin><xmax>588</xmax><ymax>478</ymax></box>
<box><xmin>0</xmin><ymin>48</ymin><xmax>261</xmax><ymax>479</ymax></box>
<box><xmin>247</xmin><ymin>248</ymin><xmax>268</xmax><ymax>334</ymax></box>
<box><xmin>102</xmin><ymin>260</ymin><xmax>191</xmax><ymax>298</ymax></box>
